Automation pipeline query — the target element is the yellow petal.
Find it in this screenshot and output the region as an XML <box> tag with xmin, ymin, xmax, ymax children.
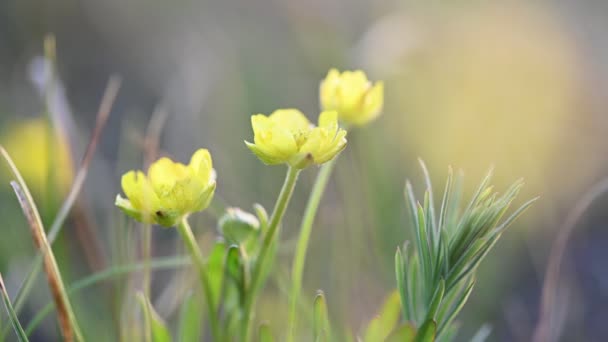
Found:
<box><xmin>318</xmin><ymin>110</ymin><xmax>339</xmax><ymax>129</ymax></box>
<box><xmin>269</xmin><ymin>109</ymin><xmax>311</xmax><ymax>134</ymax></box>
<box><xmin>148</xmin><ymin>158</ymin><xmax>187</xmax><ymax>194</ymax></box>
<box><xmin>245</xmin><ymin>141</ymin><xmax>286</xmax><ymax>165</ymax></box>
<box><xmin>359</xmin><ymin>81</ymin><xmax>384</xmax><ymax>125</ymax></box>
<box><xmin>252</xmin><ymin>115</ymin><xmax>298</xmax><ymax>158</ymax></box>
<box><xmin>189</xmin><ymin>148</ymin><xmax>213</xmax><ymax>184</ymax></box>
<box><xmin>315</xmin><ymin>129</ymin><xmax>347</xmax><ymax>164</ymax></box>
<box><xmin>121</xmin><ymin>170</ymin><xmax>160</xmax><ymax>213</ymax></box>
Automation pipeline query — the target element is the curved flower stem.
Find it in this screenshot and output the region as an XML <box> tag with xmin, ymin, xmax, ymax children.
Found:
<box><xmin>241</xmin><ymin>166</ymin><xmax>301</xmax><ymax>341</ymax></box>
<box><xmin>286</xmin><ymin>158</ymin><xmax>337</xmax><ymax>342</ymax></box>
<box><xmin>176</xmin><ymin>218</ymin><xmax>220</xmax><ymax>341</ymax></box>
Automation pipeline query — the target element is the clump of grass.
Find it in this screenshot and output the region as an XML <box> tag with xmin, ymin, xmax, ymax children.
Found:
<box><xmin>392</xmin><ymin>162</ymin><xmax>537</xmax><ymax>341</ymax></box>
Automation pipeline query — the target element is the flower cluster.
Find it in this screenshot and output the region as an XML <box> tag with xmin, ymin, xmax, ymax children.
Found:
<box><xmin>116</xmin><ymin>69</ymin><xmax>383</xmax><ymax>226</ymax></box>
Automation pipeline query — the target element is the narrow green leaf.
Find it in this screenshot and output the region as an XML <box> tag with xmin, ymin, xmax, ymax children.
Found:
<box><xmin>446</xmin><ymin>240</ymin><xmax>485</xmax><ymax>289</ymax></box>
<box><xmin>0</xmin><ymin>274</ymin><xmax>28</xmax><ymax>341</ymax></box>
<box><xmin>425</xmin><ymin>279</ymin><xmax>445</xmax><ymax>322</ymax></box>
<box><xmin>178</xmin><ymin>292</ymin><xmax>203</xmax><ymax>342</ymax></box>
<box><xmin>418</xmin><ymin>159</ymin><xmax>437</xmax><ymax>241</ymax></box>
<box><xmin>490</xmin><ymin>197</ymin><xmax>538</xmax><ymax>238</ymax></box>
<box><xmin>414</xmin><ymin>319</ymin><xmax>437</xmax><ymax>342</ymax></box>
<box><xmin>445</xmin><ymin>170</ymin><xmax>463</xmax><ymax>232</ymax></box>
<box><xmin>465</xmin><ymin>168</ymin><xmax>494</xmax><ymax>214</ymax></box>
<box><xmin>408</xmin><ymin>254</ymin><xmax>420</xmax><ymax>323</ymax></box>
<box><xmin>313</xmin><ymin>291</ymin><xmax>331</xmax><ymax>342</ymax></box>
<box><xmin>137</xmin><ymin>293</ymin><xmax>172</xmax><ymax>342</ymax></box>
<box><xmin>437</xmin><ymin>278</ymin><xmax>475</xmax><ymax>337</ymax></box>
<box><xmin>417</xmin><ymin>203</ymin><xmax>432</xmax><ymax>297</ymax></box>
<box><xmin>436</xmin><ymin>322</ymin><xmax>460</xmax><ymax>342</ymax></box>
<box><xmin>405</xmin><ymin>181</ymin><xmax>420</xmax><ymax>234</ymax></box>
<box><xmin>396</xmin><ymin>243</ymin><xmax>412</xmax><ymax>321</ymax></box>
<box><xmin>258</xmin><ymin>322</ymin><xmax>274</xmax><ymax>342</ymax></box>
<box><xmin>385</xmin><ymin>323</ymin><xmax>416</xmax><ymax>342</ymax></box>
<box><xmin>437</xmin><ymin>167</ymin><xmax>453</xmax><ymax>233</ymax></box>
<box><xmin>440</xmin><ymin>230</ymin><xmax>450</xmax><ymax>277</ymax></box>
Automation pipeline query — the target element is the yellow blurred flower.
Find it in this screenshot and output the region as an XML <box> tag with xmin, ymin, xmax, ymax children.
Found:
<box><xmin>320</xmin><ymin>68</ymin><xmax>384</xmax><ymax>126</ymax></box>
<box><xmin>245</xmin><ymin>109</ymin><xmax>347</xmax><ymax>169</ymax></box>
<box><xmin>1</xmin><ymin>118</ymin><xmax>73</xmax><ymax>196</ymax></box>
<box><xmin>115</xmin><ymin>149</ymin><xmax>216</xmax><ymax>227</ymax></box>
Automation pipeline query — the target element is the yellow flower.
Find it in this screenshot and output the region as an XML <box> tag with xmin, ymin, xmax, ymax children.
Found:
<box><xmin>320</xmin><ymin>68</ymin><xmax>384</xmax><ymax>126</ymax></box>
<box><xmin>245</xmin><ymin>109</ymin><xmax>347</xmax><ymax>169</ymax></box>
<box><xmin>2</xmin><ymin>118</ymin><xmax>73</xmax><ymax>196</ymax></box>
<box><xmin>115</xmin><ymin>149</ymin><xmax>216</xmax><ymax>227</ymax></box>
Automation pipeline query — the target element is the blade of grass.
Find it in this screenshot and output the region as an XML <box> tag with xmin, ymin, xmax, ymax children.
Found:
<box><xmin>0</xmin><ymin>273</ymin><xmax>29</xmax><ymax>341</ymax></box>
<box><xmin>10</xmin><ymin>180</ymin><xmax>83</xmax><ymax>342</ymax></box>
<box><xmin>313</xmin><ymin>291</ymin><xmax>331</xmax><ymax>342</ymax></box>
<box><xmin>25</xmin><ymin>256</ymin><xmax>189</xmax><ymax>335</ymax></box>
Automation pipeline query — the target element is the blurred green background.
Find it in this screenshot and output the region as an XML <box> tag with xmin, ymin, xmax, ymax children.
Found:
<box><xmin>1</xmin><ymin>0</ymin><xmax>608</xmax><ymax>340</ymax></box>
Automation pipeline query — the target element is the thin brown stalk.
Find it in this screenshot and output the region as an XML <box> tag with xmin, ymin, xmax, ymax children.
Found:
<box><xmin>532</xmin><ymin>178</ymin><xmax>608</xmax><ymax>342</ymax></box>
<box><xmin>10</xmin><ymin>181</ymin><xmax>83</xmax><ymax>342</ymax></box>
<box><xmin>48</xmin><ymin>74</ymin><xmax>122</xmax><ymax>242</ymax></box>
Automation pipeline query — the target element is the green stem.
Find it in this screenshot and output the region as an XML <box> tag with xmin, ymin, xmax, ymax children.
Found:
<box><xmin>241</xmin><ymin>166</ymin><xmax>301</xmax><ymax>341</ymax></box>
<box><xmin>176</xmin><ymin>218</ymin><xmax>220</xmax><ymax>341</ymax></box>
<box><xmin>142</xmin><ymin>225</ymin><xmax>151</xmax><ymax>298</ymax></box>
<box><xmin>286</xmin><ymin>158</ymin><xmax>337</xmax><ymax>342</ymax></box>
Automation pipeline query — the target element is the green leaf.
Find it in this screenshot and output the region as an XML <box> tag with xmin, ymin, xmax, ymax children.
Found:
<box><xmin>437</xmin><ymin>278</ymin><xmax>475</xmax><ymax>337</ymax></box>
<box><xmin>395</xmin><ymin>245</ymin><xmax>410</xmax><ymax>321</ymax></box>
<box><xmin>405</xmin><ymin>181</ymin><xmax>420</xmax><ymax>241</ymax></box>
<box><xmin>437</xmin><ymin>167</ymin><xmax>453</xmax><ymax>233</ymax></box>
<box><xmin>385</xmin><ymin>323</ymin><xmax>416</xmax><ymax>342</ymax></box>
<box><xmin>226</xmin><ymin>245</ymin><xmax>244</xmax><ymax>286</ymax></box>
<box><xmin>417</xmin><ymin>203</ymin><xmax>433</xmax><ymax>295</ymax></box>
<box><xmin>258</xmin><ymin>322</ymin><xmax>274</xmax><ymax>342</ymax></box>
<box><xmin>436</xmin><ymin>322</ymin><xmax>459</xmax><ymax>342</ymax></box>
<box><xmin>364</xmin><ymin>291</ymin><xmax>401</xmax><ymax>342</ymax></box>
<box><xmin>137</xmin><ymin>292</ymin><xmax>172</xmax><ymax>342</ymax></box>
<box><xmin>419</xmin><ymin>159</ymin><xmax>437</xmax><ymax>243</ymax></box>
<box><xmin>425</xmin><ymin>279</ymin><xmax>445</xmax><ymax>322</ymax></box>
<box><xmin>408</xmin><ymin>254</ymin><xmax>420</xmax><ymax>323</ymax></box>
<box><xmin>178</xmin><ymin>292</ymin><xmax>203</xmax><ymax>342</ymax></box>
<box><xmin>207</xmin><ymin>240</ymin><xmax>227</xmax><ymax>310</ymax></box>
<box><xmin>313</xmin><ymin>291</ymin><xmax>331</xmax><ymax>342</ymax></box>
<box><xmin>414</xmin><ymin>319</ymin><xmax>437</xmax><ymax>342</ymax></box>
<box><xmin>446</xmin><ymin>240</ymin><xmax>485</xmax><ymax>290</ymax></box>
<box><xmin>490</xmin><ymin>197</ymin><xmax>538</xmax><ymax>238</ymax></box>
<box><xmin>0</xmin><ymin>274</ymin><xmax>28</xmax><ymax>342</ymax></box>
